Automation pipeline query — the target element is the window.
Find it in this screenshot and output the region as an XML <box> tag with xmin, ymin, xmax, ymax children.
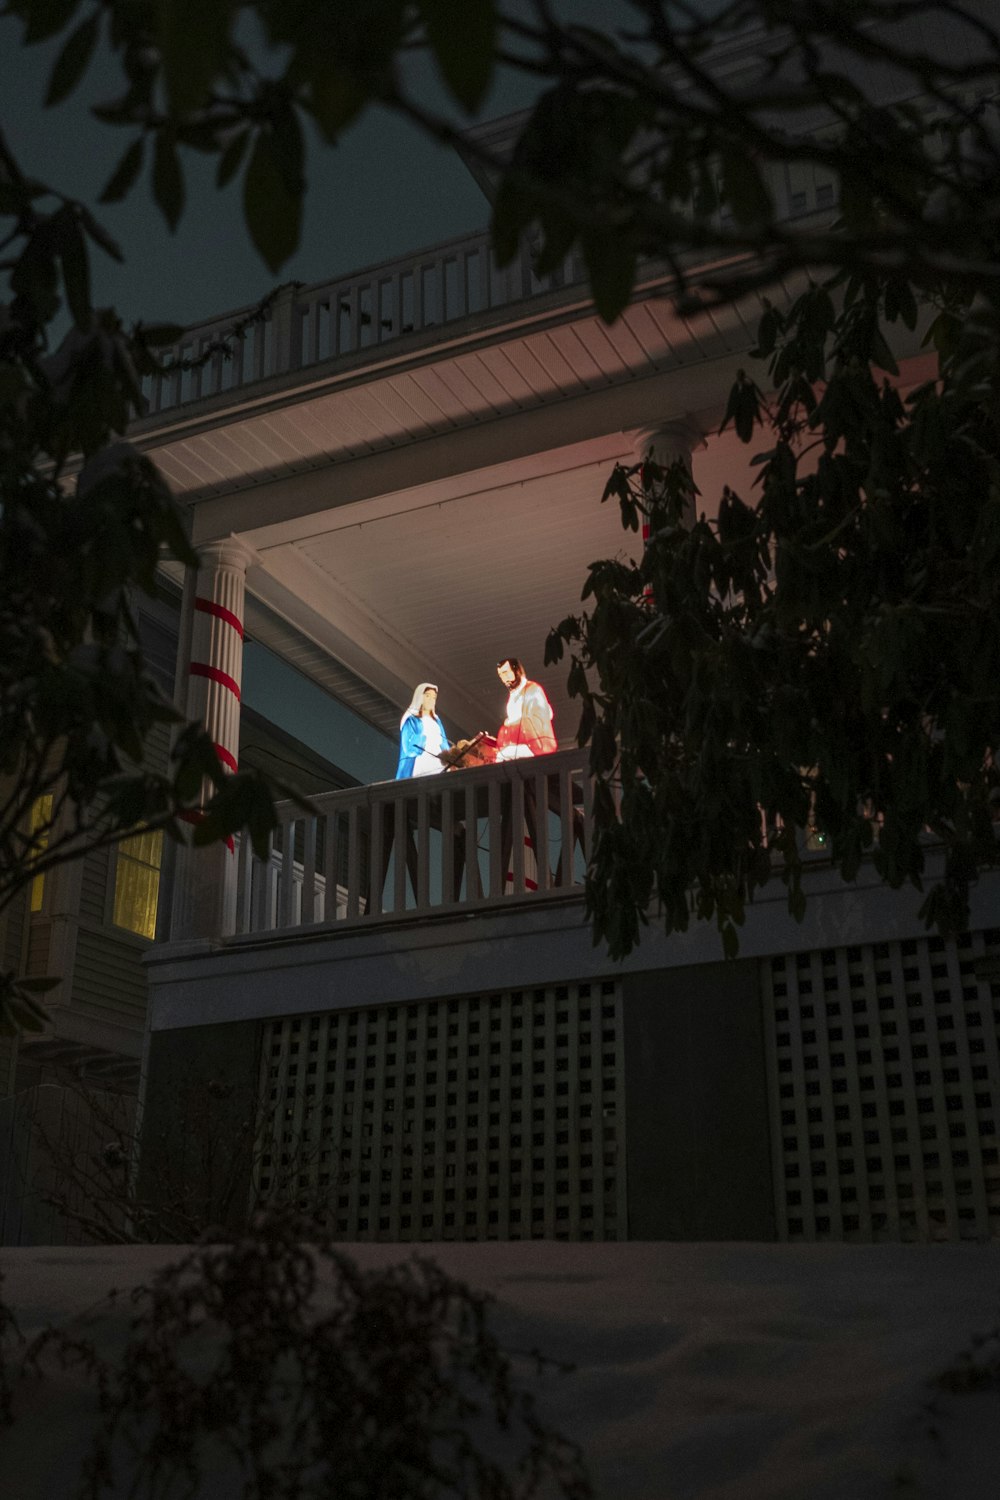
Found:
<box><xmin>29</xmin><ymin>794</ymin><xmax>53</xmax><ymax>913</ymax></box>
<box><xmin>113</xmin><ymin>830</ymin><xmax>164</xmax><ymax>939</ymax></box>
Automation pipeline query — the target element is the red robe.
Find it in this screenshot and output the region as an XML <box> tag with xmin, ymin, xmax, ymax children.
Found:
<box><xmin>496</xmin><ymin>679</ymin><xmax>556</xmax><ymax>757</ymax></box>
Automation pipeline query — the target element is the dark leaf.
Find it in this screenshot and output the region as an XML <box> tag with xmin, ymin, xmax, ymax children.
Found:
<box><xmin>270</xmin><ymin>103</ymin><xmax>306</xmax><ymax>193</ymax></box>
<box><xmin>751</xmin><ymin>303</ymin><xmax>779</xmax><ymax>359</ymax></box>
<box><xmin>216</xmin><ymin>128</ymin><xmax>250</xmax><ymax>190</ymax></box>
<box><xmin>19</xmin><ymin>0</ymin><xmax>81</xmax><ymax>44</ymax></box>
<box><xmin>45</xmin><ymin>9</ymin><xmax>99</xmax><ymax>106</ymax></box>
<box><xmin>153</xmin><ymin>132</ymin><xmax>185</xmax><ymax>232</ymax></box>
<box><xmin>98</xmin><ymin>138</ymin><xmax>144</xmax><ymax>205</ymax></box>
<box><xmin>420</xmin><ymin>0</ymin><xmax>496</xmax><ymax>112</ymax></box>
<box><xmin>490</xmin><ymin>177</ymin><xmax>531</xmax><ymax>270</ymax></box>
<box><xmin>718</xmin><ymin>146</ymin><xmax>772</xmax><ymax>226</ymax></box>
<box><xmin>78</xmin><ymin>202</ymin><xmax>123</xmax><ymax>261</ymax></box>
<box><xmin>721</xmin><ymin>373</ymin><xmax>761</xmax><ymax>443</ymax></box>
<box><xmin>869</xmin><ymin>326</ymin><xmax>899</xmax><ymax>376</ymax></box>
<box><xmin>155</xmin><ymin>0</ymin><xmax>232</xmax><ymax>117</ymax></box>
<box><xmin>54</xmin><ymin>207</ymin><xmax>91</xmax><ymax>329</ymax></box>
<box><xmin>175</xmin><ymin>119</ymin><xmax>225</xmax><ymax>153</ymax></box>
<box><xmin>580</xmin><ymin>230</ymin><xmax>635</xmax><ymax>325</ymax></box>
<box><xmin>533</xmin><ymin>209</ymin><xmax>578</xmax><ymax>276</ymax></box>
<box><xmin>243</xmin><ymin>129</ymin><xmax>301</xmax><ymax>272</ymax></box>
<box><xmin>0</xmin><ymin>973</ymin><xmax>52</xmax><ymax>1037</ymax></box>
<box><xmin>306</xmin><ymin>67</ymin><xmax>367</xmax><ymax>144</ymax></box>
<box><xmin>17</xmin><ymin>975</ymin><xmax>61</xmax><ymax>993</ymax></box>
<box><xmin>136</xmin><ymin>321</ymin><xmax>185</xmax><ymax>347</ymax></box>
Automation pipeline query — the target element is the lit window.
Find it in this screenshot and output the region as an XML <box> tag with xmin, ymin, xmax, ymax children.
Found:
<box><xmin>29</xmin><ymin>795</ymin><xmax>54</xmax><ymax>913</ymax></box>
<box><xmin>113</xmin><ymin>830</ymin><xmax>164</xmax><ymax>940</ymax></box>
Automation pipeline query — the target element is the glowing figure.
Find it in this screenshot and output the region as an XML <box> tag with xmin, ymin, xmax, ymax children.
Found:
<box><xmin>396</xmin><ymin>682</ymin><xmax>451</xmax><ymax>779</ymax></box>
<box><xmin>494</xmin><ymin>657</ymin><xmax>556</xmax><ymax>759</ymax></box>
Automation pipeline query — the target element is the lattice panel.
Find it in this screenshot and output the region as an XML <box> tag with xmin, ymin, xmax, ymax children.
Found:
<box><xmin>256</xmin><ymin>980</ymin><xmax>627</xmax><ymax>1242</ymax></box>
<box><xmin>763</xmin><ymin>930</ymin><xmax>1000</xmax><ymax>1243</ymax></box>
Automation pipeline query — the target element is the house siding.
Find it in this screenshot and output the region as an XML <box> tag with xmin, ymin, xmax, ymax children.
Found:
<box><xmin>72</xmin><ymin>926</ymin><xmax>148</xmax><ymax>1031</ymax></box>
<box><xmin>79</xmin><ymin>846</ymin><xmax>109</xmax><ymax>926</ymax></box>
<box><xmin>0</xmin><ymin>886</ymin><xmax>27</xmax><ymax>1095</ymax></box>
<box><xmin>24</xmin><ymin>918</ymin><xmax>50</xmax><ymax>979</ymax></box>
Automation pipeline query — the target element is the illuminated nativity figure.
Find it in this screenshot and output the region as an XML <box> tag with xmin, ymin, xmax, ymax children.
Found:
<box><xmin>493</xmin><ymin>655</ymin><xmax>557</xmax><ymax>759</ymax></box>
<box><xmin>395</xmin><ymin>681</ymin><xmax>451</xmax><ymax>778</ymax></box>
<box><xmin>384</xmin><ymin>665</ymin><xmax>578</xmax><ymax>902</ymax></box>
<box><xmin>438</xmin><ymin>657</ymin><xmax>557</xmax><ymax>771</ymax></box>
<box><xmin>442</xmin><ymin>656</ymin><xmax>578</xmax><ymax>891</ymax></box>
<box><xmin>383</xmin><ymin>681</ymin><xmax>466</xmax><ymax>905</ymax></box>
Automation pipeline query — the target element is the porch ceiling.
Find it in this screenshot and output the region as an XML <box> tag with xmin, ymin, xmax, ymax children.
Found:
<box><xmin>241</xmin><ymin>422</ymin><xmax>759</xmax><ymax>744</ymax></box>
<box><xmin>254</xmin><ymin>442</ymin><xmax>632</xmax><ymax>742</ymax></box>
<box><xmin>142</xmin><ymin>284</ymin><xmax>761</xmax><ymax>504</ymax></box>
<box><xmin>141</xmin><ymin>278</ymin><xmax>764</xmax><ymax>745</ymax></box>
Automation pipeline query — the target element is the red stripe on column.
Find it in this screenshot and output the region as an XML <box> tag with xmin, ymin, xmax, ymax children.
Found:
<box><xmin>189</xmin><ymin>662</ymin><xmax>242</xmax><ymax>701</ymax></box>
<box><xmin>195</xmin><ymin>596</ymin><xmax>245</xmax><ymax>638</ymax></box>
<box><xmin>178</xmin><ymin>807</ymin><xmax>234</xmax><ymax>854</ymax></box>
<box><xmin>214</xmin><ymin>743</ymin><xmax>239</xmax><ymax>774</ymax></box>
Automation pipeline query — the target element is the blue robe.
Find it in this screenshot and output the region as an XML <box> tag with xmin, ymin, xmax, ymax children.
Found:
<box><xmin>395</xmin><ymin>713</ymin><xmax>451</xmax><ymax>779</ymax></box>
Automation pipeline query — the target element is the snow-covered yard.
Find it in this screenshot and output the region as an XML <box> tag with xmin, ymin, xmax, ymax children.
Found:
<box><xmin>1</xmin><ymin>1240</ymin><xmax>998</xmax><ymax>1498</ymax></box>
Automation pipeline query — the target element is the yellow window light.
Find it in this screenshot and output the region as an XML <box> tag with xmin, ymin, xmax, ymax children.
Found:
<box><xmin>29</xmin><ymin>794</ymin><xmax>53</xmax><ymax>914</ymax></box>
<box><xmin>112</xmin><ymin>829</ymin><xmax>164</xmax><ymax>941</ymax></box>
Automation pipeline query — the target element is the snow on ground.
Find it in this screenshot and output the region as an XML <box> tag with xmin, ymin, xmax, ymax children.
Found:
<box><xmin>1</xmin><ymin>1240</ymin><xmax>998</xmax><ymax>1498</ymax></box>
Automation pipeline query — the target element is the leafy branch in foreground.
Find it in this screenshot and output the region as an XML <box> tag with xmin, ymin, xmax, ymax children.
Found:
<box><xmin>5</xmin><ymin>3</ymin><xmax>1000</xmax><ymax>312</ymax></box>
<box><xmin>13</xmin><ymin>1216</ymin><xmax>592</xmax><ymax>1500</ymax></box>
<box><xmin>0</xmin><ymin>125</ymin><xmax>292</xmax><ymax>1037</ymax></box>
<box><xmin>549</xmin><ymin>270</ymin><xmax>1000</xmax><ymax>959</ymax></box>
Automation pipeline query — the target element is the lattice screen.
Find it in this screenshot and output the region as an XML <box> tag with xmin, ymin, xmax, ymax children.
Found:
<box><xmin>763</xmin><ymin>930</ymin><xmax>1000</xmax><ymax>1243</ymax></box>
<box><xmin>256</xmin><ymin>979</ymin><xmax>627</xmax><ymax>1242</ymax></box>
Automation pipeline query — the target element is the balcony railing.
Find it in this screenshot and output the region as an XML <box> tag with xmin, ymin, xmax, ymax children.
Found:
<box><xmin>232</xmin><ymin>747</ymin><xmax>592</xmax><ymax>939</ymax></box>
<box><xmin>140</xmin><ymin>229</ymin><xmax>588</xmax><ymax>417</ymax></box>
<box><xmin>139</xmin><ymin>151</ymin><xmax>840</xmax><ymax>420</ymax></box>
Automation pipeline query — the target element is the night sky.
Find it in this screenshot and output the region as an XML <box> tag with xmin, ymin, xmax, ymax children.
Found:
<box><xmin>0</xmin><ymin>16</ymin><xmax>502</xmax><ymax>326</ymax></box>
<box><xmin>0</xmin><ymin>5</ymin><xmax>653</xmax><ymax>327</ymax></box>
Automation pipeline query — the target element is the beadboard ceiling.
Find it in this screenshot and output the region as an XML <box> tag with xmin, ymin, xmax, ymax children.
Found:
<box><xmin>140</xmin><ymin>283</ymin><xmax>763</xmax><ymax>504</ymax></box>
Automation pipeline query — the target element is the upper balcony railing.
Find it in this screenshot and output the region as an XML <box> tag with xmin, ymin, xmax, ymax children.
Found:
<box><xmin>231</xmin><ymin>747</ymin><xmax>592</xmax><ymax>940</ymax></box>
<box><xmin>139</xmin><ymin>154</ymin><xmax>839</xmax><ymax>421</ymax></box>
<box><xmin>140</xmin><ymin>229</ymin><xmax>588</xmax><ymax>418</ymax></box>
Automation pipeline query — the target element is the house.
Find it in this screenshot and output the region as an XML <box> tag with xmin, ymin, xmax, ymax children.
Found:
<box><xmin>3</xmin><ymin>23</ymin><xmax>999</xmax><ymax>1247</ymax></box>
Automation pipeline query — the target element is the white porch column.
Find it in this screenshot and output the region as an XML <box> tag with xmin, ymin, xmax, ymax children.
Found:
<box><xmin>170</xmin><ymin>537</ymin><xmax>254</xmax><ymax>941</ymax></box>
<box><xmin>628</xmin><ymin>420</ymin><xmax>705</xmax><ymax>537</ymax></box>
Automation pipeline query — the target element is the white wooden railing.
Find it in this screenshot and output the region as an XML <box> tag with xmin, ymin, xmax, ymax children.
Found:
<box><xmin>232</xmin><ymin>747</ymin><xmax>592</xmax><ymax>938</ymax></box>
<box><xmin>140</xmin><ymin>229</ymin><xmax>588</xmax><ymax>416</ymax></box>
<box><xmin>139</xmin><ymin>152</ymin><xmax>840</xmax><ymax>419</ymax></box>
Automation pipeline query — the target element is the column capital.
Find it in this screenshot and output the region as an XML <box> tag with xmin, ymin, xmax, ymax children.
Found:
<box><xmin>197</xmin><ymin>535</ymin><xmax>258</xmax><ymax>575</ymax></box>
<box><xmin>627</xmin><ymin>420</ymin><xmax>707</xmax><ymax>467</ymax></box>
